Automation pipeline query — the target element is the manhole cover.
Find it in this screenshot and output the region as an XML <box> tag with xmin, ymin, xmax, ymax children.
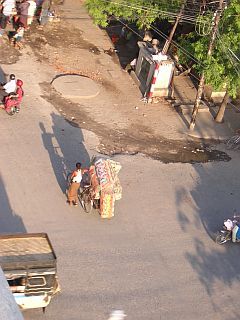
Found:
<box><xmin>52</xmin><ymin>74</ymin><xmax>100</xmax><ymax>100</ymax></box>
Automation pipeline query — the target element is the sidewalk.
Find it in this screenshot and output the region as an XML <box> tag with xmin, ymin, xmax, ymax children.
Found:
<box><xmin>0</xmin><ymin>0</ymin><xmax>236</xmax><ymax>164</ymax></box>
<box><xmin>173</xmin><ymin>74</ymin><xmax>240</xmax><ymax>139</ymax></box>
<box><xmin>57</xmin><ymin>0</ymin><xmax>239</xmax><ymax>141</ymax></box>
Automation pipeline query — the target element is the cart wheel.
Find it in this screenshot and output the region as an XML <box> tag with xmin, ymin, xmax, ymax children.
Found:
<box><xmin>81</xmin><ymin>192</ymin><xmax>93</xmax><ymax>213</ymax></box>
<box><xmin>93</xmin><ymin>199</ymin><xmax>100</xmax><ymax>212</ymax></box>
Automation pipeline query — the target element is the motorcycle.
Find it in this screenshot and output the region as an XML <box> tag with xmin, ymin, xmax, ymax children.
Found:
<box><xmin>2</xmin><ymin>95</ymin><xmax>21</xmax><ymax>115</ymax></box>
<box><xmin>0</xmin><ymin>79</ymin><xmax>23</xmax><ymax>116</ymax></box>
<box><xmin>215</xmin><ymin>217</ymin><xmax>240</xmax><ymax>245</ymax></box>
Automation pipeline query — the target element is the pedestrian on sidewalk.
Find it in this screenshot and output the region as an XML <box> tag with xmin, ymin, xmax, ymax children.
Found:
<box><xmin>12</xmin><ymin>22</ymin><xmax>24</xmax><ymax>49</ymax></box>
<box><xmin>0</xmin><ymin>0</ymin><xmax>16</xmax><ymax>36</ymax></box>
<box><xmin>26</xmin><ymin>0</ymin><xmax>36</xmax><ymax>26</ymax></box>
<box><xmin>67</xmin><ymin>162</ymin><xmax>88</xmax><ymax>206</ymax></box>
<box><xmin>38</xmin><ymin>0</ymin><xmax>51</xmax><ymax>26</ymax></box>
<box><xmin>17</xmin><ymin>0</ymin><xmax>29</xmax><ymax>28</ymax></box>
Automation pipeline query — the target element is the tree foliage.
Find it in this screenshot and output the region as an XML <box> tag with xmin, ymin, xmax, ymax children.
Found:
<box><xmin>85</xmin><ymin>0</ymin><xmax>182</xmax><ymax>28</ymax></box>
<box><xmin>178</xmin><ymin>0</ymin><xmax>240</xmax><ymax>97</ymax></box>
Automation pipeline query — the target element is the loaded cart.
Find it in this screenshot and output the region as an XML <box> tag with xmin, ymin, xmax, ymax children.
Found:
<box><xmin>89</xmin><ymin>156</ymin><xmax>122</xmax><ymax>219</ymax></box>
<box><xmin>0</xmin><ymin>233</ymin><xmax>60</xmax><ymax>311</ymax></box>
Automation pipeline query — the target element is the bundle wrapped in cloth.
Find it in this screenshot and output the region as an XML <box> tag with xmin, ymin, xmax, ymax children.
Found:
<box><xmin>89</xmin><ymin>157</ymin><xmax>122</xmax><ymax>218</ymax></box>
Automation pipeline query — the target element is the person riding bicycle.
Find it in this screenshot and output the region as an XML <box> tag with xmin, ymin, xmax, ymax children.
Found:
<box><xmin>67</xmin><ymin>162</ymin><xmax>89</xmax><ymax>206</ymax></box>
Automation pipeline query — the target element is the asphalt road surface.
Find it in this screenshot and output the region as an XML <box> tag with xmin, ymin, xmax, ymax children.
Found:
<box><xmin>1</xmin><ymin>62</ymin><xmax>240</xmax><ymax>320</ymax></box>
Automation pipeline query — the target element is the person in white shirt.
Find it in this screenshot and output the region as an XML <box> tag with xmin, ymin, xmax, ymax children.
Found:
<box><xmin>27</xmin><ymin>0</ymin><xmax>36</xmax><ymax>26</ymax></box>
<box><xmin>2</xmin><ymin>0</ymin><xmax>16</xmax><ymax>16</ymax></box>
<box><xmin>1</xmin><ymin>74</ymin><xmax>17</xmax><ymax>96</ymax></box>
<box><xmin>67</xmin><ymin>162</ymin><xmax>89</xmax><ymax>206</ymax></box>
<box><xmin>0</xmin><ymin>0</ymin><xmax>16</xmax><ymax>36</ymax></box>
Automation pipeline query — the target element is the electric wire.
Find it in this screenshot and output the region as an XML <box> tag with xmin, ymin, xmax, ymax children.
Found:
<box><xmin>115</xmin><ymin>17</ymin><xmax>202</xmax><ymax>82</ymax></box>
<box><xmin>228</xmin><ymin>49</ymin><xmax>240</xmax><ymax>63</ymax></box>
<box><xmin>113</xmin><ymin>10</ymin><xmax>204</xmax><ymax>69</ymax></box>
<box><xmin>150</xmin><ymin>24</ymin><xmax>203</xmax><ymax>67</ymax></box>
<box><xmin>101</xmin><ymin>0</ymin><xmax>204</xmax><ymax>22</ymax></box>
<box><xmin>114</xmin><ymin>12</ymin><xmax>202</xmax><ymax>67</ymax></box>
<box><xmin>102</xmin><ymin>0</ymin><xmax>212</xmax><ymax>15</ymax></box>
<box><xmin>112</xmin><ymin>6</ymin><xmax>239</xmax><ymax>81</ymax></box>
<box><xmin>216</xmin><ymin>32</ymin><xmax>240</xmax><ymax>77</ymax></box>
<box><xmin>150</xmin><ymin>26</ymin><xmax>201</xmax><ymax>81</ymax></box>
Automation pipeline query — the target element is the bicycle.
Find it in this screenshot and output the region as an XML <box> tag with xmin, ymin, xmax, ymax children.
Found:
<box><xmin>67</xmin><ymin>172</ymin><xmax>95</xmax><ymax>213</ymax></box>
<box><xmin>226</xmin><ymin>134</ymin><xmax>240</xmax><ymax>150</ymax></box>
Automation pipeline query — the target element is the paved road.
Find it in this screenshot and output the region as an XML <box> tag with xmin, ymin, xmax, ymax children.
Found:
<box><xmin>1</xmin><ymin>57</ymin><xmax>240</xmax><ymax>320</ymax></box>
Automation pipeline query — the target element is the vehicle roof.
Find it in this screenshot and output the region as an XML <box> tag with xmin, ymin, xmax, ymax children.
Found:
<box><xmin>0</xmin><ymin>233</ymin><xmax>56</xmax><ymax>270</ymax></box>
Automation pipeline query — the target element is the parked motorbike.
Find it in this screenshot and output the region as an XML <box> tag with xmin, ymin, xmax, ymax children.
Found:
<box><xmin>215</xmin><ymin>217</ymin><xmax>240</xmax><ymax>245</ymax></box>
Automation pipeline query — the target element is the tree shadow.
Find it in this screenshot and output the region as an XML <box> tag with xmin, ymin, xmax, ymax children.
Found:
<box><xmin>175</xmin><ymin>156</ymin><xmax>240</xmax><ymax>309</ymax></box>
<box><xmin>0</xmin><ymin>174</ymin><xmax>26</xmax><ymax>234</ymax></box>
<box><xmin>185</xmin><ymin>237</ymin><xmax>240</xmax><ymax>296</ymax></box>
<box><xmin>175</xmin><ymin>185</ymin><xmax>200</xmax><ymax>233</ymax></box>
<box><xmin>39</xmin><ymin>112</ymin><xmax>90</xmax><ymax>194</ymax></box>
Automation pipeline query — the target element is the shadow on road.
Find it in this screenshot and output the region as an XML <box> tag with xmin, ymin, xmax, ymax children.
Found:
<box><xmin>176</xmin><ymin>159</ymin><xmax>240</xmax><ymax>303</ymax></box>
<box><xmin>39</xmin><ymin>112</ymin><xmax>90</xmax><ymax>193</ymax></box>
<box><xmin>0</xmin><ymin>174</ymin><xmax>26</xmax><ymax>234</ymax></box>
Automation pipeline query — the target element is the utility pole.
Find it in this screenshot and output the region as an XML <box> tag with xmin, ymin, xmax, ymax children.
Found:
<box><xmin>162</xmin><ymin>0</ymin><xmax>186</xmax><ymax>55</ymax></box>
<box><xmin>189</xmin><ymin>0</ymin><xmax>225</xmax><ymax>130</ymax></box>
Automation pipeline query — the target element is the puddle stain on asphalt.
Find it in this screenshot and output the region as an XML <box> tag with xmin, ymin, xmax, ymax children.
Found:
<box><xmin>40</xmin><ymin>82</ymin><xmax>231</xmax><ymax>164</ymax></box>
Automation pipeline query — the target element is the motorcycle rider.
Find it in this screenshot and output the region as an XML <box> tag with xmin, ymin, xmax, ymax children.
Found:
<box><xmin>224</xmin><ymin>218</ymin><xmax>240</xmax><ymax>242</ymax></box>
<box><xmin>1</xmin><ymin>74</ymin><xmax>16</xmax><ymax>97</ymax></box>
<box><xmin>2</xmin><ymin>79</ymin><xmax>24</xmax><ymax>114</ymax></box>
<box><xmin>232</xmin><ymin>224</ymin><xmax>240</xmax><ymax>242</ymax></box>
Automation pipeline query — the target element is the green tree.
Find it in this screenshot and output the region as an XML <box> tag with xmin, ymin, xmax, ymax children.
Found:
<box><xmin>85</xmin><ymin>0</ymin><xmax>182</xmax><ymax>28</ymax></box>
<box><xmin>178</xmin><ymin>0</ymin><xmax>240</xmax><ymax>99</ymax></box>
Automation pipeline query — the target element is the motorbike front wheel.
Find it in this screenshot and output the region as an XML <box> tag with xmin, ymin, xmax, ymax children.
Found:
<box><xmin>215</xmin><ymin>232</ymin><xmax>228</xmax><ymax>245</ymax></box>
<box><xmin>7</xmin><ymin>107</ymin><xmax>16</xmax><ymax>116</ymax></box>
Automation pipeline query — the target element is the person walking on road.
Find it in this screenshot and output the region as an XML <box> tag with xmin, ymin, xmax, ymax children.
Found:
<box><xmin>67</xmin><ymin>162</ymin><xmax>88</xmax><ymax>206</ymax></box>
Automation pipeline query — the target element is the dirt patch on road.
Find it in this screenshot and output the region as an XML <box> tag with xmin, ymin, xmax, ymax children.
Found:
<box><xmin>0</xmin><ymin>39</ymin><xmax>21</xmax><ymax>65</ymax></box>
<box><xmin>40</xmin><ymin>82</ymin><xmax>231</xmax><ymax>164</ymax></box>
<box><xmin>0</xmin><ymin>17</ymin><xmax>231</xmax><ymax>164</ymax></box>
